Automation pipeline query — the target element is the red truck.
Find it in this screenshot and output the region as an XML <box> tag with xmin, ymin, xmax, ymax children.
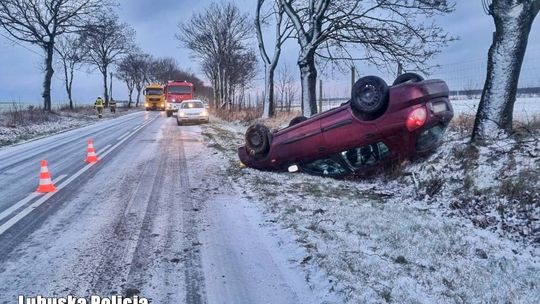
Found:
<box><xmin>164</xmin><ymin>80</ymin><xmax>194</xmax><ymax>117</ymax></box>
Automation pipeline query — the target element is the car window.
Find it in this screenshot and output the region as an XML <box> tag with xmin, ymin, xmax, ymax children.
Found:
<box><xmin>340</xmin><ymin>142</ymin><xmax>390</xmax><ymax>168</ymax></box>
<box><xmin>416</xmin><ymin>125</ymin><xmax>445</xmax><ymax>151</ymax></box>
<box><xmin>301</xmin><ymin>158</ymin><xmax>349</xmax><ymax>177</ymax></box>
<box><xmin>181</xmin><ymin>102</ymin><xmax>203</xmax><ymax>109</ymax></box>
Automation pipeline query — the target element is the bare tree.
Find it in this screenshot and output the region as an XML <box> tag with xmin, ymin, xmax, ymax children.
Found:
<box><xmin>280</xmin><ymin>0</ymin><xmax>455</xmax><ymax>117</ymax></box>
<box><xmin>178</xmin><ymin>2</ymin><xmax>254</xmax><ymax>110</ymax></box>
<box><xmin>55</xmin><ymin>35</ymin><xmax>86</xmax><ymax>109</ymax></box>
<box><xmin>0</xmin><ymin>0</ymin><xmax>109</xmax><ymax>110</ymax></box>
<box><xmin>116</xmin><ymin>53</ymin><xmax>138</xmax><ymax>107</ymax></box>
<box><xmin>472</xmin><ymin>0</ymin><xmax>540</xmax><ymax>141</ymax></box>
<box><xmin>255</xmin><ymin>0</ymin><xmax>292</xmax><ymax>118</ymax></box>
<box><xmin>276</xmin><ymin>63</ymin><xmax>297</xmax><ymax>112</ymax></box>
<box><xmin>80</xmin><ymin>12</ymin><xmax>135</xmax><ymax>106</ymax></box>
<box><xmin>133</xmin><ymin>53</ymin><xmax>152</xmax><ymax>107</ymax></box>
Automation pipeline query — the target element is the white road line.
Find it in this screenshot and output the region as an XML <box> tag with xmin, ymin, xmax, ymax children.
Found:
<box><xmin>0</xmin><ymin>174</ymin><xmax>68</xmax><ymax>223</ymax></box>
<box><xmin>117</xmin><ymin>132</ymin><xmax>130</xmax><ymax>141</ymax></box>
<box><xmin>0</xmin><ymin>117</ymin><xmax>157</xmax><ymax>236</ymax></box>
<box><xmin>99</xmin><ymin>144</ymin><xmax>113</xmax><ymax>156</ymax></box>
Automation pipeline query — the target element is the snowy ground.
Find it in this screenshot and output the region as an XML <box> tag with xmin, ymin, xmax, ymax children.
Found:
<box><xmin>450</xmin><ymin>97</ymin><xmax>540</xmax><ymax>122</ymax></box>
<box><xmin>201</xmin><ymin>117</ymin><xmax>540</xmax><ymax>303</ymax></box>
<box><xmin>0</xmin><ymin>105</ymin><xmax>141</xmax><ymax>147</ymax></box>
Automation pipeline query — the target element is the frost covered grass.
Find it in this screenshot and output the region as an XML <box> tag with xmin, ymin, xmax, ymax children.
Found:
<box><xmin>0</xmin><ymin>103</ymin><xmax>141</xmax><ymax>147</ymax></box>
<box><xmin>201</xmin><ymin>117</ymin><xmax>539</xmax><ymax>303</ymax></box>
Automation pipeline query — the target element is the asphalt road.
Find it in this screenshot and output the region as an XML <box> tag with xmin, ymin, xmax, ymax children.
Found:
<box><xmin>0</xmin><ymin>111</ymin><xmax>320</xmax><ymax>304</ymax></box>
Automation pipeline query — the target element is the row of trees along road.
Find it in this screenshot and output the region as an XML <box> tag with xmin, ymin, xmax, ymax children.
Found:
<box><xmin>0</xmin><ymin>0</ymin><xmax>113</xmax><ymax>110</ymax></box>
<box><xmin>178</xmin><ymin>3</ymin><xmax>258</xmax><ymax>111</ymax></box>
<box><xmin>116</xmin><ymin>55</ymin><xmax>213</xmax><ymax>108</ymax></box>
<box><xmin>0</xmin><ymin>1</ymin><xmax>212</xmax><ymax>110</ymax></box>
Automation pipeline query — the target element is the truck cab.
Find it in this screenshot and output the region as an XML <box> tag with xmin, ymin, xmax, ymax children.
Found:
<box><xmin>144</xmin><ymin>84</ymin><xmax>165</xmax><ymax>111</ymax></box>
<box><xmin>164</xmin><ymin>80</ymin><xmax>194</xmax><ymax>117</ymax></box>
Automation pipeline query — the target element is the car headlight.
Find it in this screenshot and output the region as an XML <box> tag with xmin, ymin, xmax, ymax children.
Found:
<box><xmin>179</xmin><ymin>112</ymin><xmax>186</xmax><ymax>117</ymax></box>
<box><xmin>145</xmin><ymin>102</ymin><xmax>149</xmax><ymax>107</ymax></box>
<box><xmin>201</xmin><ymin>110</ymin><xmax>208</xmax><ymax>116</ymax></box>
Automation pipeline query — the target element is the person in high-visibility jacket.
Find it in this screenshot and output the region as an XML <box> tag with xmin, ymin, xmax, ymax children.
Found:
<box><xmin>95</xmin><ymin>96</ymin><xmax>104</xmax><ymax>118</ymax></box>
<box><xmin>109</xmin><ymin>98</ymin><xmax>117</xmax><ymax>113</ymax></box>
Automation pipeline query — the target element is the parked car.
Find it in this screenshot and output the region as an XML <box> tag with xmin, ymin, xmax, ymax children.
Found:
<box><xmin>238</xmin><ymin>73</ymin><xmax>454</xmax><ymax>178</ymax></box>
<box><xmin>176</xmin><ymin>100</ymin><xmax>209</xmax><ymax>125</ymax></box>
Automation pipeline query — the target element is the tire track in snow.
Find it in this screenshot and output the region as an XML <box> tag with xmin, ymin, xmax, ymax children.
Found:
<box><xmin>177</xmin><ymin>126</ymin><xmax>207</xmax><ymax>304</ymax></box>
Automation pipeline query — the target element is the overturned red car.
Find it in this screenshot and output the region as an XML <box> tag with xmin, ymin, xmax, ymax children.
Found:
<box><xmin>238</xmin><ymin>73</ymin><xmax>454</xmax><ymax>178</ymax></box>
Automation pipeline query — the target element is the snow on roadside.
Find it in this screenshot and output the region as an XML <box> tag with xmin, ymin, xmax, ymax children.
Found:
<box><xmin>201</xmin><ymin>117</ymin><xmax>540</xmax><ymax>303</ymax></box>
<box><xmin>0</xmin><ymin>107</ymin><xmax>141</xmax><ymax>147</ymax></box>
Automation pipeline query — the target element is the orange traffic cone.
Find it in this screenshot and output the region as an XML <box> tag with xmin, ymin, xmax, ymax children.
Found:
<box><xmin>85</xmin><ymin>139</ymin><xmax>99</xmax><ymax>163</ymax></box>
<box><xmin>37</xmin><ymin>160</ymin><xmax>56</xmax><ymax>193</ymax></box>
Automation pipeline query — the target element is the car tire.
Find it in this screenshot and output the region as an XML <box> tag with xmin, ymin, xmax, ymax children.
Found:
<box><xmin>351</xmin><ymin>76</ymin><xmax>389</xmax><ymax>115</ymax></box>
<box><xmin>177</xmin><ymin>119</ymin><xmax>182</xmax><ymax>126</ymax></box>
<box><xmin>288</xmin><ymin>116</ymin><xmax>308</xmax><ymax>127</ymax></box>
<box><xmin>145</xmin><ymin>108</ymin><xmax>149</xmax><ymax>111</ymax></box>
<box><xmin>245</xmin><ymin>124</ymin><xmax>271</xmax><ymax>157</ymax></box>
<box><xmin>166</xmin><ymin>111</ymin><xmax>172</xmax><ymax>117</ymax></box>
<box><xmin>393</xmin><ymin>73</ymin><xmax>424</xmax><ymax>86</ymax></box>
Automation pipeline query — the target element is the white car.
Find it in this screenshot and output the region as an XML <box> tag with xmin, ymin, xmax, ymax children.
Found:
<box><xmin>176</xmin><ymin>100</ymin><xmax>210</xmax><ymax>125</ymax></box>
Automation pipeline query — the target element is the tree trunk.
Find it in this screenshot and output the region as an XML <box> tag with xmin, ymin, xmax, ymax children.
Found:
<box><xmin>136</xmin><ymin>89</ymin><xmax>141</xmax><ymax>107</ymax></box>
<box><xmin>472</xmin><ymin>3</ymin><xmax>538</xmax><ymax>141</ymax></box>
<box><xmin>61</xmin><ymin>58</ymin><xmax>73</xmax><ymax>110</ymax></box>
<box><xmin>42</xmin><ymin>42</ymin><xmax>55</xmax><ymax>111</ymax></box>
<box><xmin>68</xmin><ymin>67</ymin><xmax>74</xmax><ymax>110</ymax></box>
<box><xmin>102</xmin><ymin>66</ymin><xmax>109</xmax><ymax>107</ymax></box>
<box><xmin>262</xmin><ymin>67</ymin><xmax>276</xmax><ymax>118</ymax></box>
<box><xmin>298</xmin><ymin>50</ymin><xmax>318</xmax><ymax>117</ymax></box>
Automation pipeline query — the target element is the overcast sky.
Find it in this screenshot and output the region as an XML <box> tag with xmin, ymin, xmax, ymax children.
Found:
<box><xmin>0</xmin><ymin>0</ymin><xmax>538</xmax><ymax>104</ymax></box>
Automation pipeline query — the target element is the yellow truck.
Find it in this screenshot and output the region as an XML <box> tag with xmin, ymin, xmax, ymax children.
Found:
<box><xmin>144</xmin><ymin>83</ymin><xmax>165</xmax><ymax>111</ymax></box>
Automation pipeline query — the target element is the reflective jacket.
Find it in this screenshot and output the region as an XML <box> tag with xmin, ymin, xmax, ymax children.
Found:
<box><xmin>95</xmin><ymin>98</ymin><xmax>104</xmax><ymax>108</ymax></box>
<box><xmin>109</xmin><ymin>99</ymin><xmax>117</xmax><ymax>107</ymax></box>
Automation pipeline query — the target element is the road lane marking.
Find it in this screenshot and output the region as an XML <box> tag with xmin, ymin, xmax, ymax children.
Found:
<box><xmin>117</xmin><ymin>132</ymin><xmax>130</xmax><ymax>141</ymax></box>
<box><xmin>0</xmin><ymin>116</ymin><xmax>158</xmax><ymax>236</ymax></box>
<box><xmin>99</xmin><ymin>144</ymin><xmax>113</xmax><ymax>156</ymax></box>
<box><xmin>0</xmin><ymin>175</ymin><xmax>68</xmax><ymax>223</ymax></box>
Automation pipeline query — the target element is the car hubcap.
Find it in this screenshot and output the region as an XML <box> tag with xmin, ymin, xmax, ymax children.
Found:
<box><xmin>359</xmin><ymin>85</ymin><xmax>380</xmax><ymax>108</ymax></box>
<box><xmin>250</xmin><ymin>133</ymin><xmax>262</xmax><ymax>147</ymax></box>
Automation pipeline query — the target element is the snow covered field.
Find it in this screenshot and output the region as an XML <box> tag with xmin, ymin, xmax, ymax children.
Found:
<box><xmin>201</xmin><ymin>117</ymin><xmax>540</xmax><ymax>303</ymax></box>
<box><xmin>451</xmin><ymin>97</ymin><xmax>540</xmax><ymax>121</ymax></box>
<box><xmin>0</xmin><ymin>106</ymin><xmax>141</xmax><ymax>147</ymax></box>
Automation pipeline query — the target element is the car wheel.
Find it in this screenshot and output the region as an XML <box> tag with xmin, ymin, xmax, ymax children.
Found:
<box><xmin>393</xmin><ymin>73</ymin><xmax>424</xmax><ymax>86</ymax></box>
<box><xmin>351</xmin><ymin>76</ymin><xmax>389</xmax><ymax>115</ymax></box>
<box><xmin>177</xmin><ymin>119</ymin><xmax>182</xmax><ymax>126</ymax></box>
<box><xmin>245</xmin><ymin>124</ymin><xmax>271</xmax><ymax>157</ymax></box>
<box><xmin>166</xmin><ymin>111</ymin><xmax>172</xmax><ymax>117</ymax></box>
<box><xmin>288</xmin><ymin>116</ymin><xmax>308</xmax><ymax>127</ymax></box>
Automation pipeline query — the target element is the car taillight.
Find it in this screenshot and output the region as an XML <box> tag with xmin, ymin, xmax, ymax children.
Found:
<box><xmin>406</xmin><ymin>107</ymin><xmax>427</xmax><ymax>132</ymax></box>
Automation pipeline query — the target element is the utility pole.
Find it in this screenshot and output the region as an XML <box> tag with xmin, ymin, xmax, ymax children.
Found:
<box><xmin>318</xmin><ymin>79</ymin><xmax>323</xmax><ymax>113</ymax></box>
<box><xmin>351</xmin><ymin>66</ymin><xmax>356</xmax><ymax>91</ymax></box>
<box><xmin>397</xmin><ymin>62</ymin><xmax>403</xmax><ymax>77</ymax></box>
<box><xmin>109</xmin><ymin>72</ymin><xmax>113</xmax><ymax>104</ymax></box>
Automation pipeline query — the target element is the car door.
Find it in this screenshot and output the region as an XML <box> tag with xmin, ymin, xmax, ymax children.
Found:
<box><xmin>275</xmin><ymin>119</ymin><xmax>323</xmax><ymax>161</ymax></box>
<box><xmin>320</xmin><ymin>108</ymin><xmax>380</xmax><ymax>155</ymax></box>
